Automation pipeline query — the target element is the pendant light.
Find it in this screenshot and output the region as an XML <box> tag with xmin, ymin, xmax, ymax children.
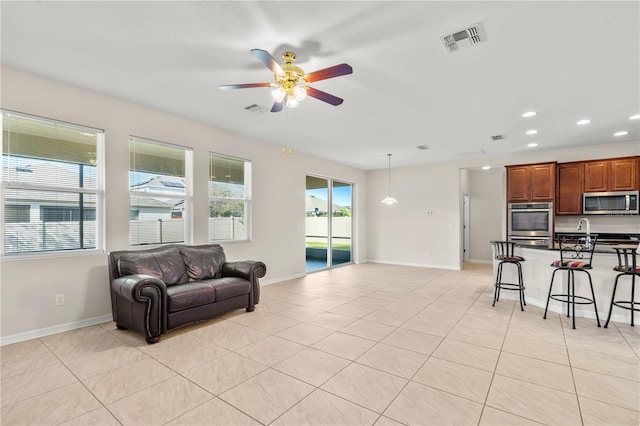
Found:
<box><xmin>381</xmin><ymin>153</ymin><xmax>398</xmax><ymax>205</ymax></box>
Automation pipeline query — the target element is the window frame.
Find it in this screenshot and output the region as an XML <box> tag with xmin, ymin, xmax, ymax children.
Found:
<box><xmin>1</xmin><ymin>110</ymin><xmax>105</xmax><ymax>258</ymax></box>
<box><xmin>128</xmin><ymin>136</ymin><xmax>193</xmax><ymax>247</ymax></box>
<box><xmin>208</xmin><ymin>152</ymin><xmax>251</xmax><ymax>243</ymax></box>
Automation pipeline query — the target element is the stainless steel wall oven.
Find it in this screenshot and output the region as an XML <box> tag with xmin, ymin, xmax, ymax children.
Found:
<box><xmin>507</xmin><ymin>202</ymin><xmax>553</xmax><ymax>247</ymax></box>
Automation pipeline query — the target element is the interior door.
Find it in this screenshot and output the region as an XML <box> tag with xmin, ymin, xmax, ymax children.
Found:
<box><xmin>463</xmin><ymin>193</ymin><xmax>470</xmax><ymax>262</ymax></box>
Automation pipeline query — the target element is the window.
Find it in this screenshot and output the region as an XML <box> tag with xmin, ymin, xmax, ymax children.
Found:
<box><xmin>209</xmin><ymin>153</ymin><xmax>250</xmax><ymax>241</ymax></box>
<box><xmin>129</xmin><ymin>137</ymin><xmax>191</xmax><ymax>245</ymax></box>
<box><xmin>1</xmin><ymin>111</ymin><xmax>103</xmax><ymax>255</ymax></box>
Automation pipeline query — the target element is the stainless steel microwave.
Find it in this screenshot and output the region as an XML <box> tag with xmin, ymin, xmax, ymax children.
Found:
<box><xmin>583</xmin><ymin>191</ymin><xmax>639</xmax><ymax>215</ymax></box>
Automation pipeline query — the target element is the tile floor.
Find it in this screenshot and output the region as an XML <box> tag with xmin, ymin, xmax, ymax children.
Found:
<box><xmin>1</xmin><ymin>262</ymin><xmax>639</xmax><ymax>425</ymax></box>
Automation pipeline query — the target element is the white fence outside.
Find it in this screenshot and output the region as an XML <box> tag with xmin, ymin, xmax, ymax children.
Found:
<box><xmin>4</xmin><ymin>221</ymin><xmax>97</xmax><ymax>254</ymax></box>
<box><xmin>4</xmin><ymin>216</ymin><xmax>343</xmax><ymax>253</ymax></box>
<box><xmin>305</xmin><ymin>217</ymin><xmax>351</xmax><ymax>244</ymax></box>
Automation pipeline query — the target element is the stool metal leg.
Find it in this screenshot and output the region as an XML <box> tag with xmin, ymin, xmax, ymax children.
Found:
<box><xmin>544</xmin><ymin>269</ymin><xmax>560</xmax><ymax>320</ymax></box>
<box><xmin>604</xmin><ymin>274</ymin><xmax>621</xmax><ymax>328</ymax></box>
<box><xmin>631</xmin><ymin>274</ymin><xmax>636</xmax><ymax>327</ymax></box>
<box><xmin>496</xmin><ymin>262</ymin><xmax>503</xmax><ymax>302</ymax></box>
<box><xmin>516</xmin><ymin>262</ymin><xmax>524</xmax><ymax>311</ymax></box>
<box><xmin>586</xmin><ymin>271</ymin><xmax>601</xmax><ymax>327</ymax></box>
<box><xmin>493</xmin><ymin>260</ymin><xmax>526</xmax><ymax>310</ymax></box>
<box><xmin>570</xmin><ymin>270</ymin><xmax>576</xmax><ymax>329</ymax></box>
<box><xmin>518</xmin><ymin>262</ymin><xmax>526</xmax><ymax>307</ymax></box>
<box><xmin>493</xmin><ymin>262</ymin><xmax>502</xmax><ymax>307</ymax></box>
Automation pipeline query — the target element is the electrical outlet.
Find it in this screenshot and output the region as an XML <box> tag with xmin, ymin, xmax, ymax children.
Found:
<box><xmin>55</xmin><ymin>293</ymin><xmax>64</xmax><ymax>306</ymax></box>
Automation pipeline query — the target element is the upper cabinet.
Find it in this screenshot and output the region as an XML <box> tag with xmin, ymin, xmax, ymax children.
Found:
<box><xmin>556</xmin><ymin>156</ymin><xmax>640</xmax><ymax>215</ymax></box>
<box><xmin>556</xmin><ymin>162</ymin><xmax>584</xmax><ymax>215</ymax></box>
<box><xmin>583</xmin><ymin>160</ymin><xmax>609</xmax><ymax>192</ymax></box>
<box><xmin>510</xmin><ymin>156</ymin><xmax>639</xmax><ymax>215</ymax></box>
<box><xmin>507</xmin><ymin>162</ymin><xmax>555</xmax><ymax>202</ymax></box>
<box><xmin>584</xmin><ymin>157</ymin><xmax>638</xmax><ymax>192</ymax></box>
<box><xmin>506</xmin><ymin>166</ymin><xmax>529</xmax><ymax>201</ymax></box>
<box><xmin>610</xmin><ymin>157</ymin><xmax>638</xmax><ymax>191</ymax></box>
<box><xmin>530</xmin><ymin>163</ymin><xmax>556</xmax><ymax>201</ymax></box>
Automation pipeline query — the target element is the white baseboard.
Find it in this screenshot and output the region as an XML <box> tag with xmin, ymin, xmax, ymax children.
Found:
<box><xmin>469</xmin><ymin>259</ymin><xmax>493</xmax><ymax>264</ymax></box>
<box><xmin>261</xmin><ymin>272</ymin><xmax>306</xmax><ymax>286</ymax></box>
<box><xmin>365</xmin><ymin>259</ymin><xmax>461</xmax><ymax>271</ymax></box>
<box><xmin>0</xmin><ymin>314</ymin><xmax>113</xmax><ymax>346</ymax></box>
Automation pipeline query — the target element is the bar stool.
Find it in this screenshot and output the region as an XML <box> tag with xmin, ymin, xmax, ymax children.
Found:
<box><xmin>544</xmin><ymin>233</ymin><xmax>600</xmax><ymax>329</ymax></box>
<box><xmin>490</xmin><ymin>241</ymin><xmax>526</xmax><ymax>311</ymax></box>
<box><xmin>604</xmin><ymin>247</ymin><xmax>640</xmax><ymax>328</ymax></box>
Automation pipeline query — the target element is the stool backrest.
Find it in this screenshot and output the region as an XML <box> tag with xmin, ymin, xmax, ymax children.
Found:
<box><xmin>490</xmin><ymin>240</ymin><xmax>516</xmax><ymax>259</ymax></box>
<box><xmin>614</xmin><ymin>247</ymin><xmax>639</xmax><ymax>274</ymax></box>
<box><xmin>557</xmin><ymin>233</ymin><xmax>598</xmax><ymax>266</ymax></box>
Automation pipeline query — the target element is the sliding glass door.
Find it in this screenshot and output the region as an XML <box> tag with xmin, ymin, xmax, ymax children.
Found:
<box><xmin>305</xmin><ymin>175</ymin><xmax>352</xmax><ymax>272</ymax></box>
<box><xmin>331</xmin><ymin>180</ymin><xmax>352</xmax><ymax>267</ymax></box>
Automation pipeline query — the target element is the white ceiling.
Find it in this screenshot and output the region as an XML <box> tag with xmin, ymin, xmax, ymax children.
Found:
<box><xmin>1</xmin><ymin>1</ymin><xmax>639</xmax><ymax>170</ymax></box>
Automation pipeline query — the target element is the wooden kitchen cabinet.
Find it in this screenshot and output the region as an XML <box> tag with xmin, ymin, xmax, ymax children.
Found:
<box><xmin>610</xmin><ymin>157</ymin><xmax>637</xmax><ymax>191</ymax></box>
<box><xmin>584</xmin><ymin>160</ymin><xmax>609</xmax><ymax>192</ymax></box>
<box><xmin>584</xmin><ymin>157</ymin><xmax>639</xmax><ymax>192</ymax></box>
<box><xmin>506</xmin><ymin>166</ymin><xmax>530</xmax><ymax>201</ymax></box>
<box><xmin>506</xmin><ymin>162</ymin><xmax>555</xmax><ymax>202</ymax></box>
<box><xmin>556</xmin><ymin>162</ymin><xmax>584</xmax><ymax>215</ymax></box>
<box><xmin>530</xmin><ymin>163</ymin><xmax>556</xmax><ymax>201</ymax></box>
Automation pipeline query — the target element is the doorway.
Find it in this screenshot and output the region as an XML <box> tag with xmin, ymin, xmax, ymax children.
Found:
<box><xmin>305</xmin><ymin>175</ymin><xmax>352</xmax><ymax>272</ymax></box>
<box><xmin>463</xmin><ymin>193</ymin><xmax>470</xmax><ymax>262</ymax></box>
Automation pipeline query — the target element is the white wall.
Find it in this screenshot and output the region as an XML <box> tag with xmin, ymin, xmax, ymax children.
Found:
<box><xmin>366</xmin><ymin>163</ymin><xmax>461</xmax><ymax>269</ymax></box>
<box><xmin>0</xmin><ymin>67</ymin><xmax>367</xmax><ymax>342</ymax></box>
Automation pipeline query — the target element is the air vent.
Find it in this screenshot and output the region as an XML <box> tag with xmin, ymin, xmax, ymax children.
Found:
<box><xmin>491</xmin><ymin>134</ymin><xmax>505</xmax><ymax>141</ymax></box>
<box><xmin>441</xmin><ymin>23</ymin><xmax>486</xmax><ymax>52</ymax></box>
<box><xmin>244</xmin><ymin>104</ymin><xmax>267</xmax><ymax>113</ymax></box>
<box><xmin>417</xmin><ymin>145</ymin><xmax>430</xmax><ymax>150</ymax></box>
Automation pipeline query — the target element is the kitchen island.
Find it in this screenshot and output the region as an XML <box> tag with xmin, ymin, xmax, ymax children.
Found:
<box><xmin>492</xmin><ymin>242</ymin><xmax>639</xmax><ymax>325</ymax></box>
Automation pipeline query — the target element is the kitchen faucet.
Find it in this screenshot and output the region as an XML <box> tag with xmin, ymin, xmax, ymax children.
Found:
<box><xmin>577</xmin><ymin>217</ymin><xmax>592</xmax><ymax>248</ymax></box>
<box><xmin>577</xmin><ymin>217</ymin><xmax>590</xmax><ymax>234</ymax></box>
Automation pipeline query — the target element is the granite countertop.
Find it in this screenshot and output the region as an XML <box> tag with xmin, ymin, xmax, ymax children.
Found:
<box><xmin>516</xmin><ymin>234</ymin><xmax>639</xmax><ymax>253</ymax></box>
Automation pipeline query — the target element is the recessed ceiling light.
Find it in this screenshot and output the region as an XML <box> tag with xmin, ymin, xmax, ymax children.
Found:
<box><xmin>522</xmin><ymin>111</ymin><xmax>536</xmax><ymax>118</ymax></box>
<box><xmin>525</xmin><ymin>130</ymin><xmax>538</xmax><ymax>135</ymax></box>
<box><xmin>576</xmin><ymin>119</ymin><xmax>591</xmax><ymax>125</ymax></box>
<box><xmin>614</xmin><ymin>131</ymin><xmax>628</xmax><ymax>136</ymax></box>
<box><xmin>527</xmin><ymin>142</ymin><xmax>538</xmax><ymax>148</ymax></box>
<box><xmin>630</xmin><ymin>114</ymin><xmax>640</xmax><ymax>120</ymax></box>
<box><xmin>481</xmin><ymin>166</ymin><xmax>491</xmax><ymax>170</ymax></box>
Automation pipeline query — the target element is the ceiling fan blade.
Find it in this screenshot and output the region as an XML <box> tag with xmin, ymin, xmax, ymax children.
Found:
<box><xmin>306</xmin><ymin>87</ymin><xmax>344</xmax><ymax>106</ymax></box>
<box><xmin>304</xmin><ymin>63</ymin><xmax>353</xmax><ymax>83</ymax></box>
<box><xmin>271</xmin><ymin>98</ymin><xmax>284</xmax><ymax>113</ymax></box>
<box><xmin>219</xmin><ymin>83</ymin><xmax>272</xmax><ymax>90</ymax></box>
<box><xmin>251</xmin><ymin>49</ymin><xmax>285</xmax><ymax>76</ymax></box>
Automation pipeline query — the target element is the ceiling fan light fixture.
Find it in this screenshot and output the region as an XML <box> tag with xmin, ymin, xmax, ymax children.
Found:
<box><xmin>294</xmin><ymin>86</ymin><xmax>307</xmax><ymax>101</ymax></box>
<box><xmin>286</xmin><ymin>97</ymin><xmax>300</xmax><ymax>108</ymax></box>
<box><xmin>271</xmin><ymin>87</ymin><xmax>286</xmax><ymax>103</ymax></box>
<box><xmin>220</xmin><ymin>49</ymin><xmax>352</xmax><ymax>112</ymax></box>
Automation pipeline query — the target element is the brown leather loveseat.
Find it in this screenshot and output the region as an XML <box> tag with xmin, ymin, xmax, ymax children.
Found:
<box><xmin>108</xmin><ymin>244</ymin><xmax>266</xmax><ymax>343</ymax></box>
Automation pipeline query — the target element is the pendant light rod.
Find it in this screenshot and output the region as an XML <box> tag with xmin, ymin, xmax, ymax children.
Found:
<box><xmin>381</xmin><ymin>153</ymin><xmax>398</xmax><ymax>205</ymax></box>
<box><xmin>387</xmin><ymin>153</ymin><xmax>392</xmax><ymax>190</ymax></box>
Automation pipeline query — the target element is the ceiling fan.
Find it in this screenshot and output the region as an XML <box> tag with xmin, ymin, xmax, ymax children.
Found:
<box><xmin>219</xmin><ymin>49</ymin><xmax>353</xmax><ymax>112</ymax></box>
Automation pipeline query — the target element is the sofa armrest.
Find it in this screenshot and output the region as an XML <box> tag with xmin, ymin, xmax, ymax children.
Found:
<box><xmin>221</xmin><ymin>260</ymin><xmax>266</xmax><ymax>305</ymax></box>
<box><xmin>111</xmin><ymin>274</ymin><xmax>168</xmax><ymax>339</ymax></box>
